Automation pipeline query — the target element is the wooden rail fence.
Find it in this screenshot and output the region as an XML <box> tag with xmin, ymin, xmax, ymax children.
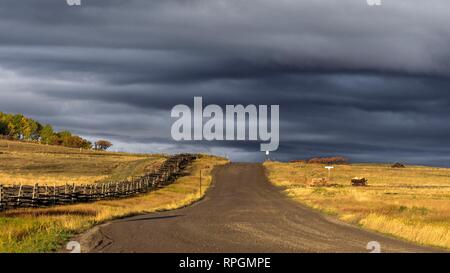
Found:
<box><xmin>0</xmin><ymin>154</ymin><xmax>197</xmax><ymax>211</ymax></box>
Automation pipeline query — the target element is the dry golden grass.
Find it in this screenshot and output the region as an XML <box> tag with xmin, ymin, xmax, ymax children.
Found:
<box><xmin>264</xmin><ymin>161</ymin><xmax>450</xmax><ymax>250</ymax></box>
<box><xmin>0</xmin><ymin>155</ymin><xmax>228</xmax><ymax>253</ymax></box>
<box><xmin>0</xmin><ymin>139</ymin><xmax>165</xmax><ymax>185</ymax></box>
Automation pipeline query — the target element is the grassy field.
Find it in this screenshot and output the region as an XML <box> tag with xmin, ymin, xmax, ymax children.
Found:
<box><xmin>0</xmin><ymin>139</ymin><xmax>165</xmax><ymax>185</ymax></box>
<box><xmin>264</xmin><ymin>161</ymin><xmax>450</xmax><ymax>250</ymax></box>
<box><xmin>0</xmin><ymin>154</ymin><xmax>228</xmax><ymax>252</ymax></box>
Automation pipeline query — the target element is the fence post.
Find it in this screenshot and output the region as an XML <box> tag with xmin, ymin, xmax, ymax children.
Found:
<box><xmin>32</xmin><ymin>183</ymin><xmax>39</xmax><ymax>207</ymax></box>
<box><xmin>44</xmin><ymin>184</ymin><xmax>49</xmax><ymax>204</ymax></box>
<box><xmin>53</xmin><ymin>183</ymin><xmax>57</xmax><ymax>205</ymax></box>
<box><xmin>72</xmin><ymin>184</ymin><xmax>76</xmax><ymax>203</ymax></box>
<box><xmin>86</xmin><ymin>184</ymin><xmax>90</xmax><ymax>200</ymax></box>
<box><xmin>17</xmin><ymin>183</ymin><xmax>23</xmax><ymax>207</ymax></box>
<box><xmin>63</xmin><ymin>183</ymin><xmax>68</xmax><ymax>204</ymax></box>
<box><xmin>0</xmin><ymin>184</ymin><xmax>3</xmax><ymax>210</ymax></box>
<box><xmin>199</xmin><ymin>169</ymin><xmax>202</xmax><ymax>197</ymax></box>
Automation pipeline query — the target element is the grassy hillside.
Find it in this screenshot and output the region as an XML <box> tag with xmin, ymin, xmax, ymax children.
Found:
<box><xmin>264</xmin><ymin>161</ymin><xmax>450</xmax><ymax>250</ymax></box>
<box><xmin>0</xmin><ymin>139</ymin><xmax>229</xmax><ymax>252</ymax></box>
<box><xmin>0</xmin><ymin>155</ymin><xmax>228</xmax><ymax>253</ymax></box>
<box><xmin>0</xmin><ymin>139</ymin><xmax>165</xmax><ymax>186</ymax></box>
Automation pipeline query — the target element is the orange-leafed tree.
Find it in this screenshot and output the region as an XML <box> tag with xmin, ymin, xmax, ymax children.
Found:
<box><xmin>95</xmin><ymin>140</ymin><xmax>113</xmax><ymax>151</ymax></box>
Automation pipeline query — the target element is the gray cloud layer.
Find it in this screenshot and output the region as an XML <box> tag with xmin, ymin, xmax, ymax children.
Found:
<box><xmin>1</xmin><ymin>0</ymin><xmax>450</xmax><ymax>164</ymax></box>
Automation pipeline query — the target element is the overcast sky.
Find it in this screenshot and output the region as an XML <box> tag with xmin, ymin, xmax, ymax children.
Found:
<box><xmin>1</xmin><ymin>0</ymin><xmax>450</xmax><ymax>164</ymax></box>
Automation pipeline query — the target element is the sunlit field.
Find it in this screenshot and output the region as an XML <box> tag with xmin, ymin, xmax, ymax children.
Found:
<box><xmin>0</xmin><ymin>139</ymin><xmax>165</xmax><ymax>185</ymax></box>
<box><xmin>264</xmin><ymin>161</ymin><xmax>450</xmax><ymax>250</ymax></box>
<box><xmin>0</xmin><ymin>154</ymin><xmax>228</xmax><ymax>253</ymax></box>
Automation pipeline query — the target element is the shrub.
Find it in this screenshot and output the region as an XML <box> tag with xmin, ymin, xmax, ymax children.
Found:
<box><xmin>289</xmin><ymin>159</ymin><xmax>307</xmax><ymax>164</ymax></box>
<box><xmin>307</xmin><ymin>156</ymin><xmax>348</xmax><ymax>165</ymax></box>
<box><xmin>391</xmin><ymin>162</ymin><xmax>406</xmax><ymax>168</ymax></box>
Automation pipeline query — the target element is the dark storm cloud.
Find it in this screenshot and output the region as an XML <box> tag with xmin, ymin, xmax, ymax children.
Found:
<box><xmin>1</xmin><ymin>0</ymin><xmax>450</xmax><ymax>164</ymax></box>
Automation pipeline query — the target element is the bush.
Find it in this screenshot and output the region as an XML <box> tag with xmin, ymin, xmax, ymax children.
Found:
<box><xmin>391</xmin><ymin>162</ymin><xmax>406</xmax><ymax>168</ymax></box>
<box><xmin>307</xmin><ymin>156</ymin><xmax>348</xmax><ymax>165</ymax></box>
<box><xmin>289</xmin><ymin>159</ymin><xmax>307</xmax><ymax>164</ymax></box>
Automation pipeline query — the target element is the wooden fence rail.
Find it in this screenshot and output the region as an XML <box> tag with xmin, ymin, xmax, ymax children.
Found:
<box><xmin>0</xmin><ymin>154</ymin><xmax>197</xmax><ymax>211</ymax></box>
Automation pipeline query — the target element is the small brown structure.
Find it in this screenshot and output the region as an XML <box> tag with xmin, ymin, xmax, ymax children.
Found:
<box><xmin>391</xmin><ymin>162</ymin><xmax>405</xmax><ymax>168</ymax></box>
<box><xmin>351</xmin><ymin>177</ymin><xmax>368</xmax><ymax>186</ymax></box>
<box><xmin>309</xmin><ymin>178</ymin><xmax>328</xmax><ymax>187</ymax></box>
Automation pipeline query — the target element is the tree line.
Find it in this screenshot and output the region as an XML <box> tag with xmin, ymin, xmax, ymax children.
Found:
<box><xmin>0</xmin><ymin>112</ymin><xmax>112</xmax><ymax>150</ymax></box>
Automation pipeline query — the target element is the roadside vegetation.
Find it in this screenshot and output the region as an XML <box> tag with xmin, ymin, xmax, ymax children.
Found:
<box><xmin>0</xmin><ymin>154</ymin><xmax>228</xmax><ymax>252</ymax></box>
<box><xmin>264</xmin><ymin>161</ymin><xmax>450</xmax><ymax>250</ymax></box>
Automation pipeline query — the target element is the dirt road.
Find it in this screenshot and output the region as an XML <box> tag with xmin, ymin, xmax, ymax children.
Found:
<box><xmin>85</xmin><ymin>163</ymin><xmax>437</xmax><ymax>253</ymax></box>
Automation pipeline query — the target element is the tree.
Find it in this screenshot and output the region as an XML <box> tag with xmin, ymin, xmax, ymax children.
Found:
<box><xmin>39</xmin><ymin>124</ymin><xmax>54</xmax><ymax>144</ymax></box>
<box><xmin>0</xmin><ymin>120</ymin><xmax>7</xmax><ymax>136</ymax></box>
<box><xmin>59</xmin><ymin>131</ymin><xmax>73</xmax><ymax>147</ymax></box>
<box><xmin>30</xmin><ymin>120</ymin><xmax>42</xmax><ymax>141</ymax></box>
<box><xmin>95</xmin><ymin>140</ymin><xmax>113</xmax><ymax>151</ymax></box>
<box><xmin>20</xmin><ymin>116</ymin><xmax>31</xmax><ymax>140</ymax></box>
<box><xmin>0</xmin><ymin>111</ymin><xmax>92</xmax><ymax>149</ymax></box>
<box><xmin>21</xmin><ymin>117</ymin><xmax>41</xmax><ymax>141</ymax></box>
<box><xmin>7</xmin><ymin>114</ymin><xmax>23</xmax><ymax>139</ymax></box>
<box><xmin>63</xmin><ymin>135</ymin><xmax>92</xmax><ymax>149</ymax></box>
<box><xmin>0</xmin><ymin>113</ymin><xmax>7</xmax><ymax>135</ymax></box>
<box><xmin>81</xmin><ymin>139</ymin><xmax>93</xmax><ymax>149</ymax></box>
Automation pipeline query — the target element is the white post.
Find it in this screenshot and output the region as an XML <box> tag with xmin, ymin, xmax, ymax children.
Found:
<box><xmin>325</xmin><ymin>166</ymin><xmax>334</xmax><ymax>179</ymax></box>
